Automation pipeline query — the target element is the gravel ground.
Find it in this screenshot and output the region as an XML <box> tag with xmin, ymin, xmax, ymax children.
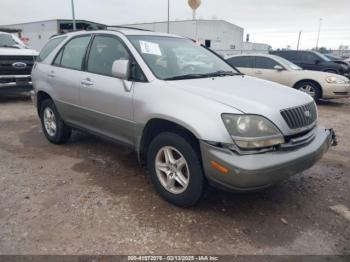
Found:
<box><xmin>0</xmin><ymin>94</ymin><xmax>349</xmax><ymax>255</ymax></box>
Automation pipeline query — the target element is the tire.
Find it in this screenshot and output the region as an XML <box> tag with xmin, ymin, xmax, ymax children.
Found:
<box><xmin>147</xmin><ymin>132</ymin><xmax>205</xmax><ymax>207</ymax></box>
<box><xmin>40</xmin><ymin>99</ymin><xmax>71</xmax><ymax>144</ymax></box>
<box><xmin>295</xmin><ymin>81</ymin><xmax>322</xmax><ymax>102</ymax></box>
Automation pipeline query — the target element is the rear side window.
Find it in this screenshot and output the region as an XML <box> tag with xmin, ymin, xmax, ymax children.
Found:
<box><xmin>299</xmin><ymin>52</ymin><xmax>318</xmax><ymax>63</ymax></box>
<box><xmin>37</xmin><ymin>36</ymin><xmax>66</xmax><ymax>62</ymax></box>
<box><xmin>255</xmin><ymin>57</ymin><xmax>280</xmax><ymax>69</ymax></box>
<box><xmin>275</xmin><ymin>52</ymin><xmax>296</xmax><ymax>61</ymax></box>
<box><xmin>87</xmin><ymin>36</ymin><xmax>129</xmax><ymax>76</ymax></box>
<box><xmin>56</xmin><ymin>36</ymin><xmax>91</xmax><ymax>70</ymax></box>
<box><xmin>227</xmin><ymin>56</ymin><xmax>254</xmax><ymax>68</ymax></box>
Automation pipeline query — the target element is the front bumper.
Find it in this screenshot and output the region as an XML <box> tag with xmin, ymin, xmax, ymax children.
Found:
<box><xmin>0</xmin><ymin>75</ymin><xmax>32</xmax><ymax>93</ymax></box>
<box><xmin>200</xmin><ymin>127</ymin><xmax>334</xmax><ymax>191</ymax></box>
<box><xmin>322</xmin><ymin>82</ymin><xmax>350</xmax><ymax>99</ymax></box>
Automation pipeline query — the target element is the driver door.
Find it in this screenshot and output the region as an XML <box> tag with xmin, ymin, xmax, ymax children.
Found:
<box><xmin>78</xmin><ymin>35</ymin><xmax>136</xmax><ymax>147</ymax></box>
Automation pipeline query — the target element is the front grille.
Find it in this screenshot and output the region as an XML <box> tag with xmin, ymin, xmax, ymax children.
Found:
<box><xmin>0</xmin><ymin>55</ymin><xmax>35</xmax><ymax>75</ymax></box>
<box><xmin>281</xmin><ymin>102</ymin><xmax>317</xmax><ymax>129</ymax></box>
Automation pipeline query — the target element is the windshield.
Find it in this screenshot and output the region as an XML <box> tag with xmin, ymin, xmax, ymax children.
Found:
<box><xmin>0</xmin><ymin>33</ymin><xmax>25</xmax><ymax>48</ymax></box>
<box><xmin>275</xmin><ymin>56</ymin><xmax>302</xmax><ymax>70</ymax></box>
<box><xmin>128</xmin><ymin>36</ymin><xmax>238</xmax><ymax>80</ymax></box>
<box><xmin>315</xmin><ymin>52</ymin><xmax>331</xmax><ymax>62</ymax></box>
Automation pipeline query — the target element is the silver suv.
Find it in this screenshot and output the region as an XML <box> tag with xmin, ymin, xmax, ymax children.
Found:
<box><xmin>32</xmin><ymin>29</ymin><xmax>336</xmax><ymax>207</ymax></box>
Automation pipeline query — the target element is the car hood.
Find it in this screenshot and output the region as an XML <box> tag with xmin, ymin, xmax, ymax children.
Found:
<box><xmin>165</xmin><ymin>75</ymin><xmax>313</xmax><ymax>114</ymax></box>
<box><xmin>0</xmin><ymin>48</ymin><xmax>38</xmax><ymax>56</ymax></box>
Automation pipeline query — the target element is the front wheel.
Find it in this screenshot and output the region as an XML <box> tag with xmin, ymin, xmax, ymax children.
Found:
<box><xmin>295</xmin><ymin>81</ymin><xmax>322</xmax><ymax>102</ymax></box>
<box><xmin>147</xmin><ymin>132</ymin><xmax>205</xmax><ymax>207</ymax></box>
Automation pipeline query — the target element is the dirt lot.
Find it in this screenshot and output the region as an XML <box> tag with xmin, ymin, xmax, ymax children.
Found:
<box><xmin>0</xmin><ymin>94</ymin><xmax>349</xmax><ymax>255</ymax></box>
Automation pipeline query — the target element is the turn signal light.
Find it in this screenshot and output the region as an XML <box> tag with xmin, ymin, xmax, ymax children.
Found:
<box><xmin>210</xmin><ymin>161</ymin><xmax>229</xmax><ymax>174</ymax></box>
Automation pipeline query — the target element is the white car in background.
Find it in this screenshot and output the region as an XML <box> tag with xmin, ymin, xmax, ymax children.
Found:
<box><xmin>226</xmin><ymin>54</ymin><xmax>350</xmax><ymax>102</ymax></box>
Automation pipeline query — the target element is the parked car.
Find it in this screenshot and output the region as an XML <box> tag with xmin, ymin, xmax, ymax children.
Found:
<box><xmin>31</xmin><ymin>29</ymin><xmax>336</xmax><ymax>207</ymax></box>
<box><xmin>344</xmin><ymin>57</ymin><xmax>350</xmax><ymax>65</ymax></box>
<box><xmin>325</xmin><ymin>53</ymin><xmax>350</xmax><ymax>67</ymax></box>
<box><xmin>226</xmin><ymin>54</ymin><xmax>350</xmax><ymax>101</ymax></box>
<box><xmin>270</xmin><ymin>50</ymin><xmax>350</xmax><ymax>78</ymax></box>
<box><xmin>0</xmin><ymin>32</ymin><xmax>38</xmax><ymax>93</ymax></box>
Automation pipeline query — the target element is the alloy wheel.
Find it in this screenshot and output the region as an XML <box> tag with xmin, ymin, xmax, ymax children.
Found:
<box><xmin>155</xmin><ymin>146</ymin><xmax>190</xmax><ymax>194</ymax></box>
<box><xmin>43</xmin><ymin>107</ymin><xmax>57</xmax><ymax>137</ymax></box>
<box><xmin>299</xmin><ymin>84</ymin><xmax>316</xmax><ymax>98</ymax></box>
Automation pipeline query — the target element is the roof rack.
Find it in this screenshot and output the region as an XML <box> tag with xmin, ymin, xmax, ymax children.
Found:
<box><xmin>108</xmin><ymin>26</ymin><xmax>153</xmax><ymax>32</ymax></box>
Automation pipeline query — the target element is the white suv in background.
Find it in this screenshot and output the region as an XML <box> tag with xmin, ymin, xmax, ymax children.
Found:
<box><xmin>0</xmin><ymin>32</ymin><xmax>38</xmax><ymax>93</ymax></box>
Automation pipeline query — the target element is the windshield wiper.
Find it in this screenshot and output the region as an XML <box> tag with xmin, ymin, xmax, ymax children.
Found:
<box><xmin>206</xmin><ymin>70</ymin><xmax>242</xmax><ymax>77</ymax></box>
<box><xmin>164</xmin><ymin>73</ymin><xmax>212</xmax><ymax>81</ymax></box>
<box><xmin>164</xmin><ymin>71</ymin><xmax>241</xmax><ymax>81</ymax></box>
<box><xmin>0</xmin><ymin>45</ymin><xmax>20</xmax><ymax>49</ymax></box>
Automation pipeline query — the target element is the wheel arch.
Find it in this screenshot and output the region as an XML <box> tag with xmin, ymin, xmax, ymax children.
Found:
<box><xmin>138</xmin><ymin>118</ymin><xmax>200</xmax><ymax>165</ymax></box>
<box><xmin>36</xmin><ymin>91</ymin><xmax>53</xmax><ymax>116</ymax></box>
<box><xmin>293</xmin><ymin>79</ymin><xmax>323</xmax><ymax>98</ymax></box>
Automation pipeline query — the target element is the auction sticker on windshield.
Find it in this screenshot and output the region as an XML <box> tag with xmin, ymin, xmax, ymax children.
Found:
<box><xmin>140</xmin><ymin>41</ymin><xmax>162</xmax><ymax>56</ymax></box>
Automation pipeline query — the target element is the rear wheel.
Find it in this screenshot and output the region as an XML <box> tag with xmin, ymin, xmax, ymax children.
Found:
<box><xmin>295</xmin><ymin>81</ymin><xmax>321</xmax><ymax>102</ymax></box>
<box><xmin>147</xmin><ymin>132</ymin><xmax>205</xmax><ymax>207</ymax></box>
<box><xmin>40</xmin><ymin>99</ymin><xmax>71</xmax><ymax>144</ymax></box>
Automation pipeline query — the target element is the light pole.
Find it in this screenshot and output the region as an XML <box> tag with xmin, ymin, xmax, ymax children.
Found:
<box><xmin>71</xmin><ymin>0</ymin><xmax>77</xmax><ymax>31</ymax></box>
<box><xmin>297</xmin><ymin>31</ymin><xmax>302</xmax><ymax>50</ymax></box>
<box><xmin>316</xmin><ymin>18</ymin><xmax>322</xmax><ymax>50</ymax></box>
<box><xmin>167</xmin><ymin>0</ymin><xmax>170</xmax><ymax>33</ymax></box>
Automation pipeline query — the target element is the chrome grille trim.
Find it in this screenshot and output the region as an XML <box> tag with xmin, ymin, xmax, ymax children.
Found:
<box><xmin>281</xmin><ymin>102</ymin><xmax>317</xmax><ymax>129</ymax></box>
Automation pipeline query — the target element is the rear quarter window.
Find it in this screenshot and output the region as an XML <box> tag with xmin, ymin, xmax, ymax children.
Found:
<box><xmin>37</xmin><ymin>36</ymin><xmax>67</xmax><ymax>62</ymax></box>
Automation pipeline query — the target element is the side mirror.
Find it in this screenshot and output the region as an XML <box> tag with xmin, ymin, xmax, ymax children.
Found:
<box><xmin>112</xmin><ymin>59</ymin><xmax>130</xmax><ymax>80</ymax></box>
<box><xmin>274</xmin><ymin>65</ymin><xmax>284</xmax><ymax>71</ymax></box>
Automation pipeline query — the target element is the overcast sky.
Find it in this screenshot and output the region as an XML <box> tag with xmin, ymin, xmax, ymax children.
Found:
<box><xmin>1</xmin><ymin>0</ymin><xmax>349</xmax><ymax>49</ymax></box>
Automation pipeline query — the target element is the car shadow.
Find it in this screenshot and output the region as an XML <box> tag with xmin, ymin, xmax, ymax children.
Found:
<box><xmin>0</xmin><ymin>92</ymin><xmax>31</xmax><ymax>103</ymax></box>
<box><xmin>317</xmin><ymin>99</ymin><xmax>348</xmax><ymax>107</ymax></box>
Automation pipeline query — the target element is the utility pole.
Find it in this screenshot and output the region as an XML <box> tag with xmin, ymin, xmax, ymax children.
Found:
<box><xmin>316</xmin><ymin>18</ymin><xmax>322</xmax><ymax>50</ymax></box>
<box><xmin>167</xmin><ymin>0</ymin><xmax>170</xmax><ymax>33</ymax></box>
<box><xmin>71</xmin><ymin>0</ymin><xmax>77</xmax><ymax>31</ymax></box>
<box><xmin>297</xmin><ymin>31</ymin><xmax>302</xmax><ymax>50</ymax></box>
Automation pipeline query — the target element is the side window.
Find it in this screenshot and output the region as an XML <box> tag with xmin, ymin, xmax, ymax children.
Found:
<box><xmin>53</xmin><ymin>49</ymin><xmax>63</xmax><ymax>66</ymax></box>
<box><xmin>87</xmin><ymin>36</ymin><xmax>130</xmax><ymax>76</ymax></box>
<box><xmin>227</xmin><ymin>56</ymin><xmax>254</xmax><ymax>68</ymax></box>
<box><xmin>278</xmin><ymin>52</ymin><xmax>295</xmax><ymax>61</ymax></box>
<box><xmin>59</xmin><ymin>36</ymin><xmax>91</xmax><ymax>70</ymax></box>
<box><xmin>255</xmin><ymin>57</ymin><xmax>279</xmax><ymax>69</ymax></box>
<box><xmin>37</xmin><ymin>36</ymin><xmax>66</xmax><ymax>62</ymax></box>
<box><xmin>300</xmin><ymin>52</ymin><xmax>318</xmax><ymax>63</ymax></box>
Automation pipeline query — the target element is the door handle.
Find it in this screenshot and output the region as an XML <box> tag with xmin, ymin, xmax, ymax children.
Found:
<box><xmin>48</xmin><ymin>71</ymin><xmax>56</xmax><ymax>78</ymax></box>
<box><xmin>81</xmin><ymin>78</ymin><xmax>94</xmax><ymax>86</ymax></box>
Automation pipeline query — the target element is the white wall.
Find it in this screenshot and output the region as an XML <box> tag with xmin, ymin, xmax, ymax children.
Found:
<box><xmin>3</xmin><ymin>20</ymin><xmax>58</xmax><ymax>51</ymax></box>
<box><xmin>112</xmin><ymin>20</ymin><xmax>244</xmax><ymax>52</ymax></box>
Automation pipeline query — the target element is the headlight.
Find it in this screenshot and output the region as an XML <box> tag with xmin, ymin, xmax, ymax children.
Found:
<box><xmin>325</xmin><ymin>76</ymin><xmax>346</xmax><ymax>84</ymax></box>
<box><xmin>222</xmin><ymin>114</ymin><xmax>285</xmax><ymax>149</ymax></box>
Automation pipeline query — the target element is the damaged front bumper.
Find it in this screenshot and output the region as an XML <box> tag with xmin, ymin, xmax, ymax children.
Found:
<box><xmin>200</xmin><ymin>126</ymin><xmax>336</xmax><ymax>191</ymax></box>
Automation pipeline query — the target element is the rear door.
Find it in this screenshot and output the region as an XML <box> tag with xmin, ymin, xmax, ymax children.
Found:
<box><xmin>226</xmin><ymin>56</ymin><xmax>255</xmax><ymax>75</ymax></box>
<box><xmin>79</xmin><ymin>34</ymin><xmax>136</xmax><ymax>146</ymax></box>
<box><xmin>48</xmin><ymin>35</ymin><xmax>91</xmax><ymax>122</ymax></box>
